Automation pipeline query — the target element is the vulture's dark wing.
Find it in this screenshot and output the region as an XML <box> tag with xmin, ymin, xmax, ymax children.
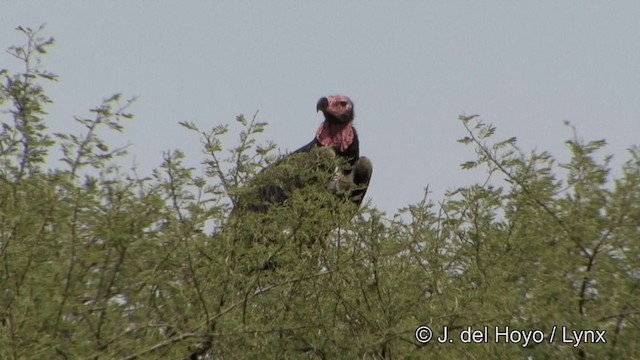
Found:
<box><xmin>234</xmin><ymin>146</ymin><xmax>337</xmax><ymax>213</ymax></box>
<box><xmin>291</xmin><ymin>138</ymin><xmax>319</xmax><ymax>154</ymax></box>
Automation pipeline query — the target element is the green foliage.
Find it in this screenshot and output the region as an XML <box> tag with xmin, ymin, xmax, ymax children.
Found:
<box><xmin>0</xmin><ymin>26</ymin><xmax>638</xmax><ymax>359</ymax></box>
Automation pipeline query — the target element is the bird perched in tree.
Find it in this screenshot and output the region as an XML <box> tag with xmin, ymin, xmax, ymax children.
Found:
<box><xmin>189</xmin><ymin>96</ymin><xmax>373</xmax><ymax>360</ymax></box>
<box><xmin>234</xmin><ymin>95</ymin><xmax>373</xmax><ymax>214</ymax></box>
<box><xmin>293</xmin><ymin>95</ymin><xmax>372</xmax><ymax>205</ymax></box>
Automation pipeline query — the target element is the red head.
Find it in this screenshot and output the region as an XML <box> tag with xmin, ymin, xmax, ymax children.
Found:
<box><xmin>316</xmin><ymin>95</ymin><xmax>354</xmax><ymax>124</ymax></box>
<box><xmin>315</xmin><ymin>95</ymin><xmax>355</xmax><ymax>152</ymax></box>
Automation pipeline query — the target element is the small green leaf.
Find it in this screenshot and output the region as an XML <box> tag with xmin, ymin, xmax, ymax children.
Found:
<box><xmin>460</xmin><ymin>161</ymin><xmax>478</xmax><ymax>169</ymax></box>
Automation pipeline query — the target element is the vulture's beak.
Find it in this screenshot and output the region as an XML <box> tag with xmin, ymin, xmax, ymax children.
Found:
<box><xmin>316</xmin><ymin>97</ymin><xmax>329</xmax><ymax>113</ymax></box>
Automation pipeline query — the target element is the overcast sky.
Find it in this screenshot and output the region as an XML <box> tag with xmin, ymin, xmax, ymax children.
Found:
<box><xmin>2</xmin><ymin>2</ymin><xmax>639</xmax><ymax>215</ymax></box>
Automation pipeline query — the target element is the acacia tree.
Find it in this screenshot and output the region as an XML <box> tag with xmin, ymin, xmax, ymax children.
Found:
<box><xmin>0</xmin><ymin>26</ymin><xmax>637</xmax><ymax>359</ymax></box>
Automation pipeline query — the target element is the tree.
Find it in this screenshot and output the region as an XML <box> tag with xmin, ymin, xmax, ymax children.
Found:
<box><xmin>0</xmin><ymin>26</ymin><xmax>637</xmax><ymax>359</ymax></box>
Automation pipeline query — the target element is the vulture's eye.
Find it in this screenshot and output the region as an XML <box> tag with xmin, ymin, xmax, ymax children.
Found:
<box><xmin>339</xmin><ymin>101</ymin><xmax>348</xmax><ymax>106</ymax></box>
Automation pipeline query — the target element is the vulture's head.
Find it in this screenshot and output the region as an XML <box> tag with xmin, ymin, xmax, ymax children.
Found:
<box><xmin>317</xmin><ymin>95</ymin><xmax>354</xmax><ymax>124</ymax></box>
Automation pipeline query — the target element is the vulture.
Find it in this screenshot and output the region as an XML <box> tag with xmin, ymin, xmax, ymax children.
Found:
<box><xmin>234</xmin><ymin>95</ymin><xmax>373</xmax><ymax>214</ymax></box>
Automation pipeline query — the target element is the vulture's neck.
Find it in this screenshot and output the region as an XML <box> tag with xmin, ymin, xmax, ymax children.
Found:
<box><xmin>315</xmin><ymin>121</ymin><xmax>354</xmax><ymax>152</ymax></box>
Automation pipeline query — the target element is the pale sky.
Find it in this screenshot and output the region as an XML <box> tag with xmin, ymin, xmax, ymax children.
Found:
<box><xmin>2</xmin><ymin>2</ymin><xmax>639</xmax><ymax>214</ymax></box>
